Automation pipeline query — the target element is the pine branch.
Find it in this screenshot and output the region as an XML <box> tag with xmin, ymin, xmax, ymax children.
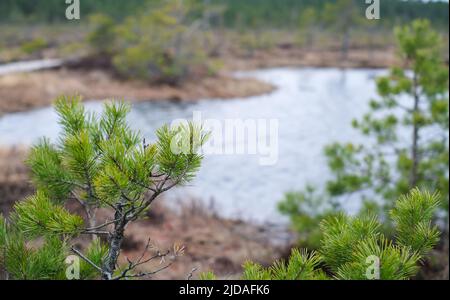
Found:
<box><xmin>71</xmin><ymin>246</ymin><xmax>102</xmax><ymax>273</ymax></box>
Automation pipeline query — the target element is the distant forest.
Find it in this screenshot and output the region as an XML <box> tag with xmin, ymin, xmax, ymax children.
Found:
<box><xmin>0</xmin><ymin>0</ymin><xmax>448</xmax><ymax>29</ymax></box>
<box><xmin>217</xmin><ymin>0</ymin><xmax>449</xmax><ymax>28</ymax></box>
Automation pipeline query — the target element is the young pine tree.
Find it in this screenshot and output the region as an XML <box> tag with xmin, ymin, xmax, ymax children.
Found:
<box><xmin>238</xmin><ymin>189</ymin><xmax>440</xmax><ymax>280</ymax></box>
<box><xmin>279</xmin><ymin>20</ymin><xmax>449</xmax><ymax>246</ymax></box>
<box><xmin>0</xmin><ymin>96</ymin><xmax>208</xmax><ymax>280</ymax></box>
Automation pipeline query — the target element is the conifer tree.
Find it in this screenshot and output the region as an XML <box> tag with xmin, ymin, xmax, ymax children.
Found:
<box><xmin>205</xmin><ymin>189</ymin><xmax>441</xmax><ymax>280</ymax></box>
<box><xmin>0</xmin><ymin>96</ymin><xmax>208</xmax><ymax>280</ymax></box>
<box><xmin>279</xmin><ymin>20</ymin><xmax>449</xmax><ymax>246</ymax></box>
<box><xmin>87</xmin><ymin>0</ymin><xmax>217</xmax><ymax>85</ymax></box>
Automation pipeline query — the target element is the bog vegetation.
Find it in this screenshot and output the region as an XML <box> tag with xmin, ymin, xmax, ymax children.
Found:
<box><xmin>1</xmin><ymin>0</ymin><xmax>448</xmax><ymax>80</ymax></box>
<box><xmin>0</xmin><ymin>0</ymin><xmax>448</xmax><ymax>281</ymax></box>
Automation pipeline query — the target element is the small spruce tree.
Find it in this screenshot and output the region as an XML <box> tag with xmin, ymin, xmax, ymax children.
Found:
<box><xmin>0</xmin><ymin>96</ymin><xmax>208</xmax><ymax>280</ymax></box>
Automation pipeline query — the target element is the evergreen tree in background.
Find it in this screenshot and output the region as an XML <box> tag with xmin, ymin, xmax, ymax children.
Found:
<box><xmin>87</xmin><ymin>0</ymin><xmax>218</xmax><ymax>85</ymax></box>
<box><xmin>0</xmin><ymin>96</ymin><xmax>208</xmax><ymax>280</ymax></box>
<box><xmin>322</xmin><ymin>0</ymin><xmax>365</xmax><ymax>60</ymax></box>
<box><xmin>279</xmin><ymin>19</ymin><xmax>449</xmax><ymax>247</ymax></box>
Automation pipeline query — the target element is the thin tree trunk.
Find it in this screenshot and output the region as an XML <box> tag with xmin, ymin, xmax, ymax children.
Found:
<box><xmin>88</xmin><ymin>207</ymin><xmax>98</xmax><ymax>241</ymax></box>
<box><xmin>341</xmin><ymin>28</ymin><xmax>350</xmax><ymax>61</ymax></box>
<box><xmin>102</xmin><ymin>203</ymin><xmax>126</xmax><ymax>280</ymax></box>
<box><xmin>410</xmin><ymin>73</ymin><xmax>420</xmax><ymax>188</ymax></box>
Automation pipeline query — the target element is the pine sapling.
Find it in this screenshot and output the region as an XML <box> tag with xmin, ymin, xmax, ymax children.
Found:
<box><xmin>204</xmin><ymin>189</ymin><xmax>441</xmax><ymax>280</ymax></box>
<box><xmin>0</xmin><ymin>96</ymin><xmax>208</xmax><ymax>280</ymax></box>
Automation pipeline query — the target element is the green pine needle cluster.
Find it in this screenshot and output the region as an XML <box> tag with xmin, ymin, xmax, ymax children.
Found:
<box><xmin>390</xmin><ymin>189</ymin><xmax>441</xmax><ymax>256</ymax></box>
<box><xmin>1</xmin><ymin>228</ymin><xmax>68</xmax><ymax>280</ymax></box>
<box><xmin>213</xmin><ymin>189</ymin><xmax>440</xmax><ymax>280</ymax></box>
<box><xmin>79</xmin><ymin>239</ymin><xmax>108</xmax><ymax>280</ymax></box>
<box><xmin>242</xmin><ymin>249</ymin><xmax>327</xmax><ymax>280</ymax></box>
<box><xmin>11</xmin><ymin>191</ymin><xmax>84</xmax><ymax>238</ymax></box>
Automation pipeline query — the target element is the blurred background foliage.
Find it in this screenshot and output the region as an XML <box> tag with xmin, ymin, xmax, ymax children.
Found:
<box><xmin>0</xmin><ymin>0</ymin><xmax>448</xmax><ymax>29</ymax></box>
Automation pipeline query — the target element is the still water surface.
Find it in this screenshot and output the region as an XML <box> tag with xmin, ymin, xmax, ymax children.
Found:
<box><xmin>0</xmin><ymin>67</ymin><xmax>387</xmax><ymax>223</ymax></box>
